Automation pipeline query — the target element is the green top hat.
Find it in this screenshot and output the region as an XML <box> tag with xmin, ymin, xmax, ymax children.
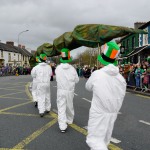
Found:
<box><xmin>60</xmin><ymin>48</ymin><xmax>72</xmax><ymax>63</ymax></box>
<box><xmin>98</xmin><ymin>41</ymin><xmax>120</xmax><ymax>66</ymax></box>
<box><xmin>40</xmin><ymin>53</ymin><xmax>47</xmax><ymax>62</ymax></box>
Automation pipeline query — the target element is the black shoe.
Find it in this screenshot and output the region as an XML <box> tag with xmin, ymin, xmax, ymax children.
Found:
<box><xmin>34</xmin><ymin>102</ymin><xmax>38</xmax><ymax>107</ymax></box>
<box><xmin>60</xmin><ymin>130</ymin><xmax>66</xmax><ymax>133</ymax></box>
<box><xmin>40</xmin><ymin>113</ymin><xmax>44</xmax><ymax>117</ymax></box>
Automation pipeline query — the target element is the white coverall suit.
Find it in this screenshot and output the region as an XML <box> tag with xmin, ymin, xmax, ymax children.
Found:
<box><xmin>86</xmin><ymin>64</ymin><xmax>126</xmax><ymax>150</ymax></box>
<box><xmin>31</xmin><ymin>62</ymin><xmax>52</xmax><ymax>114</ymax></box>
<box><xmin>31</xmin><ymin>74</ymin><xmax>38</xmax><ymax>103</ymax></box>
<box><xmin>55</xmin><ymin>63</ymin><xmax>79</xmax><ymax>130</ymax></box>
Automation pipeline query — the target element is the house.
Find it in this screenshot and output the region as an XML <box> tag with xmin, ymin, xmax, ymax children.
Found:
<box><xmin>120</xmin><ymin>21</ymin><xmax>150</xmax><ymax>64</ymax></box>
<box><xmin>0</xmin><ymin>41</ymin><xmax>32</xmax><ymax>66</ymax></box>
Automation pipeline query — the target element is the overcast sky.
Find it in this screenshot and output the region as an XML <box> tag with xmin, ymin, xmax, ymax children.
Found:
<box><xmin>0</xmin><ymin>0</ymin><xmax>150</xmax><ymax>57</ymax></box>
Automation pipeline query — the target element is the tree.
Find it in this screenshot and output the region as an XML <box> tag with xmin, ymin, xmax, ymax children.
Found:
<box><xmin>75</xmin><ymin>48</ymin><xmax>98</xmax><ymax>67</ymax></box>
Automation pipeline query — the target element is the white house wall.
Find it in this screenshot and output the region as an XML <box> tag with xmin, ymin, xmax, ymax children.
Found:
<box><xmin>0</xmin><ymin>50</ymin><xmax>28</xmax><ymax>66</ymax></box>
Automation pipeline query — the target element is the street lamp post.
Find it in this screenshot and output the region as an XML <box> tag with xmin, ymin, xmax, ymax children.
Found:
<box><xmin>17</xmin><ymin>30</ymin><xmax>29</xmax><ymax>47</ymax></box>
<box><xmin>17</xmin><ymin>30</ymin><xmax>29</xmax><ymax>66</ymax></box>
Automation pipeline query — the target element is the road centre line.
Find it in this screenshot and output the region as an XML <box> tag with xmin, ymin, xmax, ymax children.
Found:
<box><xmin>82</xmin><ymin>98</ymin><xmax>122</xmax><ymax>114</ymax></box>
<box><xmin>71</xmin><ymin>123</ymin><xmax>122</xmax><ymax>150</ymax></box>
<box><xmin>110</xmin><ymin>137</ymin><xmax>121</xmax><ymax>144</ymax></box>
<box><xmin>74</xmin><ymin>93</ymin><xmax>78</xmax><ymax>96</ymax></box>
<box><xmin>139</xmin><ymin>120</ymin><xmax>150</xmax><ymax>126</ymax></box>
<box><xmin>83</xmin><ymin>126</ymin><xmax>121</xmax><ymax>144</ymax></box>
<box><xmin>82</xmin><ymin>98</ymin><xmax>91</xmax><ymax>103</ymax></box>
<box><xmin>52</xmin><ymin>108</ymin><xmax>58</xmax><ymax>114</ymax></box>
<box><xmin>0</xmin><ymin>101</ymin><xmax>32</xmax><ymax>112</ymax></box>
<box><xmin>83</xmin><ymin>126</ymin><xmax>87</xmax><ymax>130</ymax></box>
<box><xmin>13</xmin><ymin>119</ymin><xmax>57</xmax><ymax>149</ymax></box>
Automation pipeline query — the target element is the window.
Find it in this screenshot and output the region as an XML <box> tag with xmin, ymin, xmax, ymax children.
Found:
<box><xmin>8</xmin><ymin>53</ymin><xmax>11</xmax><ymax>61</ymax></box>
<box><xmin>1</xmin><ymin>50</ymin><xmax>3</xmax><ymax>57</ymax></box>
<box><xmin>143</xmin><ymin>34</ymin><xmax>148</xmax><ymax>45</ymax></box>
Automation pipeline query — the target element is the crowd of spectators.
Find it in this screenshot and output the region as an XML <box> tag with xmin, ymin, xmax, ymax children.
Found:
<box><xmin>76</xmin><ymin>66</ymin><xmax>97</xmax><ymax>78</ymax></box>
<box><xmin>0</xmin><ymin>64</ymin><xmax>31</xmax><ymax>76</ymax></box>
<box><xmin>1</xmin><ymin>60</ymin><xmax>150</xmax><ymax>94</ymax></box>
<box><xmin>118</xmin><ymin>60</ymin><xmax>150</xmax><ymax>93</ymax></box>
<box><xmin>76</xmin><ymin>59</ymin><xmax>150</xmax><ymax>93</ymax></box>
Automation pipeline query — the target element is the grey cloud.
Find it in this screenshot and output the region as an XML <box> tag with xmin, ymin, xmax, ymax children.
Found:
<box><xmin>0</xmin><ymin>0</ymin><xmax>150</xmax><ymax>57</ymax></box>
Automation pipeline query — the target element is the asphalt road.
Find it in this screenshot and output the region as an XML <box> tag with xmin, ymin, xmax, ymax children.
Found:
<box><xmin>0</xmin><ymin>75</ymin><xmax>149</xmax><ymax>150</ymax></box>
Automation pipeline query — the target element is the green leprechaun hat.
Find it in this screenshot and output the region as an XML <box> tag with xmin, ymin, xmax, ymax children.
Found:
<box><xmin>98</xmin><ymin>41</ymin><xmax>120</xmax><ymax>66</ymax></box>
<box><xmin>36</xmin><ymin>56</ymin><xmax>41</xmax><ymax>63</ymax></box>
<box><xmin>60</xmin><ymin>48</ymin><xmax>72</xmax><ymax>63</ymax></box>
<box><xmin>39</xmin><ymin>53</ymin><xmax>47</xmax><ymax>62</ymax></box>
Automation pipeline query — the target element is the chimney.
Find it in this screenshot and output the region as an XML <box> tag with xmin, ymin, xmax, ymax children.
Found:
<box><xmin>22</xmin><ymin>45</ymin><xmax>25</xmax><ymax>49</ymax></box>
<box><xmin>6</xmin><ymin>41</ymin><xmax>14</xmax><ymax>46</ymax></box>
<box><xmin>18</xmin><ymin>44</ymin><xmax>21</xmax><ymax>48</ymax></box>
<box><xmin>134</xmin><ymin>22</ymin><xmax>146</xmax><ymax>29</ymax></box>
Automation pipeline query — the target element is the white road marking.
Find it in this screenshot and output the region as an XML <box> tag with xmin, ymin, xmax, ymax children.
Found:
<box><xmin>110</xmin><ymin>137</ymin><xmax>121</xmax><ymax>144</ymax></box>
<box><xmin>83</xmin><ymin>126</ymin><xmax>88</xmax><ymax>130</ymax></box>
<box><xmin>53</xmin><ymin>86</ymin><xmax>57</xmax><ymax>87</ymax></box>
<box><xmin>74</xmin><ymin>93</ymin><xmax>78</xmax><ymax>96</ymax></box>
<box><xmin>52</xmin><ymin>109</ymin><xmax>58</xmax><ymax>114</ymax></box>
<box><xmin>118</xmin><ymin>112</ymin><xmax>122</xmax><ymax>115</ymax></box>
<box><xmin>83</xmin><ymin>126</ymin><xmax>121</xmax><ymax>144</ymax></box>
<box><xmin>139</xmin><ymin>120</ymin><xmax>150</xmax><ymax>126</ymax></box>
<box><xmin>82</xmin><ymin>98</ymin><xmax>91</xmax><ymax>103</ymax></box>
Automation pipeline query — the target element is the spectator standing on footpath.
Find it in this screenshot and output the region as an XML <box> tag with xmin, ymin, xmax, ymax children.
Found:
<box><xmin>134</xmin><ymin>64</ymin><xmax>143</xmax><ymax>90</ymax></box>
<box><xmin>85</xmin><ymin>41</ymin><xmax>126</xmax><ymax>150</ymax></box>
<box><xmin>31</xmin><ymin>53</ymin><xmax>52</xmax><ymax>117</ymax></box>
<box><xmin>55</xmin><ymin>48</ymin><xmax>79</xmax><ymax>133</ymax></box>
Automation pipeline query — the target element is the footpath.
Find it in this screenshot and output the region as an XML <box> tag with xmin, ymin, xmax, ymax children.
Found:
<box><xmin>127</xmin><ymin>87</ymin><xmax>150</xmax><ymax>97</ymax></box>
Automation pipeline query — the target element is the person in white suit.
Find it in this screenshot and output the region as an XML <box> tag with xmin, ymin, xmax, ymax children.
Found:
<box><xmin>31</xmin><ymin>53</ymin><xmax>52</xmax><ymax>117</ymax></box>
<box><xmin>86</xmin><ymin>41</ymin><xmax>126</xmax><ymax>150</ymax></box>
<box><xmin>55</xmin><ymin>48</ymin><xmax>79</xmax><ymax>133</ymax></box>
<box><xmin>31</xmin><ymin>56</ymin><xmax>41</xmax><ymax>107</ymax></box>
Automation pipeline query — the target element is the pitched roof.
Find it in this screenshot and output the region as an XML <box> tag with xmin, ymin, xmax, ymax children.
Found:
<box><xmin>14</xmin><ymin>46</ymin><xmax>32</xmax><ymax>56</ymax></box>
<box><xmin>138</xmin><ymin>21</ymin><xmax>150</xmax><ymax>29</ymax></box>
<box><xmin>120</xmin><ymin>21</ymin><xmax>150</xmax><ymax>41</ymax></box>
<box><xmin>0</xmin><ymin>43</ymin><xmax>19</xmax><ymax>53</ymax></box>
<box><xmin>0</xmin><ymin>42</ymin><xmax>32</xmax><ymax>56</ymax></box>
